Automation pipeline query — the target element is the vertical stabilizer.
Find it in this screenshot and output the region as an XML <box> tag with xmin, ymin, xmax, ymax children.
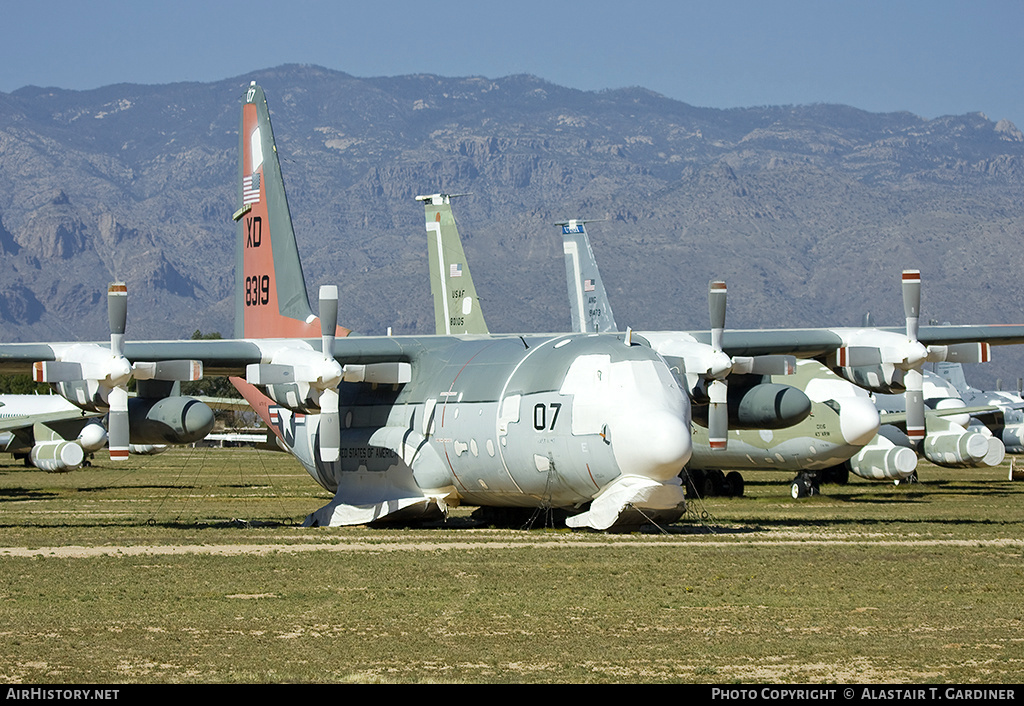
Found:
<box><xmin>417</xmin><ymin>193</ymin><xmax>488</xmax><ymax>334</ymax></box>
<box><xmin>558</xmin><ymin>220</ymin><xmax>618</xmax><ymax>333</ymax></box>
<box><xmin>233</xmin><ymin>81</ymin><xmax>350</xmax><ymax>339</ymax></box>
<box><xmin>934</xmin><ymin>361</ymin><xmax>971</xmax><ymax>394</ymax></box>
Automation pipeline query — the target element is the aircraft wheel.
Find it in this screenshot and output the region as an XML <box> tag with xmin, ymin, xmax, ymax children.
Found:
<box><xmin>790</xmin><ymin>476</ymin><xmax>815</xmax><ymax>498</ymax></box>
<box><xmin>725</xmin><ymin>471</ymin><xmax>744</xmax><ymax>497</ymax></box>
<box><xmin>682</xmin><ymin>469</ymin><xmax>706</xmax><ymax>497</ymax></box>
<box><xmin>707</xmin><ymin>469</ymin><xmax>727</xmax><ymax>497</ymax></box>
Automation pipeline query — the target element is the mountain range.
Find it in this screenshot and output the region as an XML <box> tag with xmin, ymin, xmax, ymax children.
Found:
<box><xmin>1</xmin><ymin>63</ymin><xmax>1023</xmax><ymax>388</ymax></box>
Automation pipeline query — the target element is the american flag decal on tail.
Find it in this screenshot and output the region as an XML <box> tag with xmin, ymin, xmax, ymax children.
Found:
<box><xmin>243</xmin><ymin>173</ymin><xmax>261</xmax><ymax>205</ymax></box>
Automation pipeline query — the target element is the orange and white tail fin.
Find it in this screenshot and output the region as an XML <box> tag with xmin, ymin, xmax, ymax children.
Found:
<box><xmin>233</xmin><ymin>81</ymin><xmax>350</xmax><ymax>340</ymax></box>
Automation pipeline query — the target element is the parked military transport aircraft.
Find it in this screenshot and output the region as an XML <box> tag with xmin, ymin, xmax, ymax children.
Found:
<box><xmin>934</xmin><ymin>362</ymin><xmax>1024</xmax><ymax>454</ymax></box>
<box><xmin>2</xmin><ymin>82</ymin><xmax>1024</xmax><ymax>529</ymax></box>
<box><xmin>555</xmin><ymin>220</ymin><xmax>1024</xmax><ymax>494</ymax></box>
<box><xmin>416</xmin><ymin>201</ymin><xmax>904</xmax><ymax>500</ymax></box>
<box><xmin>551</xmin><ymin>220</ymin><xmax>925</xmax><ymax>498</ymax></box>
<box><xmin>873</xmin><ymin>368</ymin><xmax>1010</xmax><ymax>469</ymax></box>
<box><xmin>0</xmin><ymin>390</ymin><xmax>212</xmax><ymax>471</ymax></box>
<box><xmin>0</xmin><ymin>394</ymin><xmax>106</xmax><ymax>471</ymax></box>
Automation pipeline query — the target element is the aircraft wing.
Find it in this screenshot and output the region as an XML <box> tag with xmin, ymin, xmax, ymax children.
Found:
<box><xmin>0</xmin><ymin>339</ymin><xmax>265</xmax><ymax>377</ymax></box>
<box><xmin>0</xmin><ymin>334</ymin><xmax>438</xmax><ymax>381</ymax></box>
<box><xmin>879</xmin><ymin>404</ymin><xmax>1004</xmax><ymax>426</ymax></box>
<box><xmin>3</xmin><ymin>324</ymin><xmax>1024</xmax><ymax>377</ymax></box>
<box><xmin>704</xmin><ymin>325</ymin><xmax>1024</xmax><ymax>358</ymax></box>
<box><xmin>192</xmin><ymin>395</ymin><xmax>251</xmax><ymax>411</ymax></box>
<box><xmin>0</xmin><ymin>408</ymin><xmax>99</xmax><ymax>433</ymax></box>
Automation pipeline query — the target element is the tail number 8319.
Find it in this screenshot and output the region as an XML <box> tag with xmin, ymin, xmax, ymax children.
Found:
<box><xmin>245</xmin><ymin>275</ymin><xmax>270</xmax><ymax>306</ymax></box>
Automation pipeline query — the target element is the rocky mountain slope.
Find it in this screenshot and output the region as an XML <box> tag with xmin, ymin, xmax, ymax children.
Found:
<box><xmin>1</xmin><ymin>64</ymin><xmax>1023</xmax><ymax>386</ymax></box>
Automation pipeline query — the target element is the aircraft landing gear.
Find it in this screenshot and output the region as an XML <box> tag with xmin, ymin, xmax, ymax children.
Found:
<box><xmin>819</xmin><ymin>465</ymin><xmax>849</xmax><ymax>485</ymax></box>
<box><xmin>893</xmin><ymin>470</ymin><xmax>919</xmax><ymax>486</ymax></box>
<box><xmin>725</xmin><ymin>471</ymin><xmax>744</xmax><ymax>497</ymax></box>
<box><xmin>680</xmin><ymin>469</ymin><xmax>745</xmax><ymax>498</ymax></box>
<box><xmin>790</xmin><ymin>471</ymin><xmax>820</xmax><ymax>499</ymax></box>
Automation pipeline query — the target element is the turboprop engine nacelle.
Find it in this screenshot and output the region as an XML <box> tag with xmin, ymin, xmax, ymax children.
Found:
<box><xmin>77</xmin><ymin>421</ymin><xmax>107</xmax><ymax>452</ymax></box>
<box><xmin>844</xmin><ymin>434</ymin><xmax>918</xmax><ymax>481</ymax></box>
<box><xmin>254</xmin><ymin>362</ymin><xmax>412</xmax><ymax>415</ymax></box>
<box><xmin>923</xmin><ymin>429</ymin><xmax>1005</xmax><ymax>468</ymax></box>
<box><xmin>129</xmin><ymin>444</ymin><xmax>167</xmax><ymax>455</ymax></box>
<box><xmin>690</xmin><ymin>382</ymin><xmax>812</xmax><ymax>430</ymax></box>
<box><xmin>127</xmin><ymin>396</ymin><xmax>215</xmax><ymax>445</ymax></box>
<box><xmin>30</xmin><ymin>440</ymin><xmax>85</xmax><ymax>473</ymax></box>
<box><xmin>1000</xmin><ymin>424</ymin><xmax>1024</xmax><ymax>454</ymax></box>
<box><xmin>833</xmin><ymin>363</ymin><xmax>905</xmax><ymax>395</ymax></box>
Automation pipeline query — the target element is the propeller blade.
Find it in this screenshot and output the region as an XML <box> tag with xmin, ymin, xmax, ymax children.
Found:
<box><xmin>709</xmin><ymin>281</ymin><xmax>727</xmax><ymax>352</ymax></box>
<box><xmin>107</xmin><ymin>385</ymin><xmax>130</xmax><ymax>460</ymax></box>
<box><xmin>319</xmin><ymin>285</ymin><xmax>339</xmax><ymax>345</ymax></box>
<box><xmin>905</xmin><ymin>367</ymin><xmax>925</xmax><ymax>441</ymax></box>
<box><xmin>837</xmin><ymin>346</ymin><xmax>883</xmax><ymax>367</ymax></box>
<box><xmin>902</xmin><ymin>269</ymin><xmax>920</xmax><ymax>341</ymax></box>
<box><xmin>108</xmin><ymin>282</ymin><xmax>128</xmax><ymax>357</ymax></box>
<box><xmin>942</xmin><ymin>342</ymin><xmax>991</xmax><ymax>364</ymax></box>
<box><xmin>707</xmin><ymin>379</ymin><xmax>728</xmax><ymax>450</ymax></box>
<box><xmin>132</xmin><ymin>360</ymin><xmax>203</xmax><ymax>381</ymax></box>
<box><xmin>318</xmin><ymin>388</ymin><xmax>340</xmax><ymax>463</ymax></box>
<box><xmin>246</xmin><ymin>363</ymin><xmax>299</xmax><ymax>385</ymax></box>
<box><xmin>732</xmin><ymin>354</ymin><xmax>796</xmax><ymax>376</ymax></box>
<box><xmin>318</xmin><ymin>286</ymin><xmax>341</xmax><ymax>463</ymax></box>
<box><xmin>32</xmin><ymin>360</ymin><xmax>84</xmax><ymax>383</ymax></box>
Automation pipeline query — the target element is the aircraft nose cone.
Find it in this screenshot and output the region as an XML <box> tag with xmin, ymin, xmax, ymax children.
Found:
<box><xmin>611</xmin><ymin>410</ymin><xmax>692</xmax><ymax>482</ymax></box>
<box><xmin>838</xmin><ymin>396</ymin><xmax>881</xmax><ymax>446</ymax></box>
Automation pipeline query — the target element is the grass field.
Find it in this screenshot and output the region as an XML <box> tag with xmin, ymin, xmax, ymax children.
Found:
<box><xmin>0</xmin><ymin>445</ymin><xmax>1022</xmax><ymax>684</ymax></box>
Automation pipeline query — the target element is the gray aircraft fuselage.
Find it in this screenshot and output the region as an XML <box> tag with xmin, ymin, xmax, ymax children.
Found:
<box><xmin>263</xmin><ymin>332</ymin><xmax>691</xmax><ymax>512</ymax></box>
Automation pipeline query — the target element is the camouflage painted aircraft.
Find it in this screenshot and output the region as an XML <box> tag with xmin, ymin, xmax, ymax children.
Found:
<box><xmin>551</xmin><ymin>220</ymin><xmax>926</xmax><ymax>499</ymax></box>
<box><xmin>0</xmin><ymin>395</ymin><xmax>107</xmax><ymax>471</ymax></box>
<box><xmin>0</xmin><ymin>389</ymin><xmax>211</xmax><ymax>471</ymax></box>
<box><xmin>934</xmin><ymin>362</ymin><xmax>1024</xmax><ymax>454</ymax></box>
<box><xmin>3</xmin><ymin>81</ymin><xmax>1024</xmax><ymax>529</ymax></box>
<box><xmin>873</xmin><ymin>368</ymin><xmax>1010</xmax><ymax>470</ymax></box>
<box><xmin>19</xmin><ymin>282</ymin><xmax>215</xmax><ymax>463</ymax></box>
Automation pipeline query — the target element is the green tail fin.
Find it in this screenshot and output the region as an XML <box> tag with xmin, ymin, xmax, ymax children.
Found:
<box><xmin>417</xmin><ymin>193</ymin><xmax>489</xmax><ymax>335</ymax></box>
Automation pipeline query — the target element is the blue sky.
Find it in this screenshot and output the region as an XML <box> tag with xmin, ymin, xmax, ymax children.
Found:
<box><xmin>2</xmin><ymin>0</ymin><xmax>1023</xmax><ymax>127</ymax></box>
